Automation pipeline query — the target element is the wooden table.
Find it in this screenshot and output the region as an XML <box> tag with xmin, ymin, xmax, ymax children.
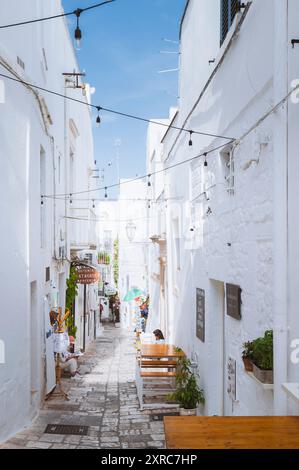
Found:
<box><xmin>140</xmin><ymin>344</ymin><xmax>185</xmax><ymax>359</ymax></box>
<box><xmin>164</xmin><ymin>416</ymin><xmax>299</xmax><ymax>449</ymax></box>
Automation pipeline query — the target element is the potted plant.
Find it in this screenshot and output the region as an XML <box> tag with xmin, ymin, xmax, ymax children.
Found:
<box><xmin>242</xmin><ymin>341</ymin><xmax>254</xmax><ymax>372</ymax></box>
<box><xmin>251</xmin><ymin>330</ymin><xmax>273</xmax><ymax>384</ymax></box>
<box><xmin>167</xmin><ymin>356</ymin><xmax>205</xmax><ymax>415</ymax></box>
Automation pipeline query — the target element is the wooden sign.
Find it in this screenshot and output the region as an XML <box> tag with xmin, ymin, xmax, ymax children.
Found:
<box><xmin>196</xmin><ymin>288</ymin><xmax>205</xmax><ymax>342</ymax></box>
<box><xmin>226</xmin><ymin>283</ymin><xmax>242</xmax><ymax>320</ymax></box>
<box><xmin>76</xmin><ymin>267</ymin><xmax>100</xmax><ymax>285</ymax></box>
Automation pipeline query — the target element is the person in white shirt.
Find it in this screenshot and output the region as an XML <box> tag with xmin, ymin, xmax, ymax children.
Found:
<box><xmin>153</xmin><ymin>329</ymin><xmax>165</xmax><ymax>344</ymax></box>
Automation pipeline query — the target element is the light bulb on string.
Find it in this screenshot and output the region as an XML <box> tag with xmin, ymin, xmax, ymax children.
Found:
<box><xmin>148</xmin><ymin>200</ymin><xmax>151</xmax><ymax>209</ymax></box>
<box><xmin>92</xmin><ymin>199</ymin><xmax>95</xmax><ymax>209</ymax></box>
<box><xmin>74</xmin><ymin>9</ymin><xmax>83</xmax><ymax>50</ymax></box>
<box><xmin>104</xmin><ymin>187</ymin><xmax>108</xmax><ymax>199</ymax></box>
<box><xmin>41</xmin><ymin>196</ymin><xmax>44</xmax><ymax>206</ymax></box>
<box><xmin>147</xmin><ymin>174</ymin><xmax>151</xmax><ymax>187</ymax></box>
<box><xmin>188</xmin><ymin>131</ymin><xmax>193</xmax><ymax>147</ymax></box>
<box><xmin>96</xmin><ymin>106</ymin><xmax>101</xmax><ymax>127</ymax></box>
<box><xmin>204</xmin><ymin>153</ymin><xmax>208</xmax><ymax>167</ymax></box>
<box><xmin>70</xmin><ymin>193</ymin><xmax>73</xmax><ymax>204</ymax></box>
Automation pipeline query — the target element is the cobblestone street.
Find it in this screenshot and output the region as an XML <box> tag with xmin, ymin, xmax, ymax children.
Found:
<box><xmin>0</xmin><ymin>325</ymin><xmax>165</xmax><ymax>449</ymax></box>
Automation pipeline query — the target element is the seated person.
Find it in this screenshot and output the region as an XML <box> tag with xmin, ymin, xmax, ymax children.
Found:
<box><xmin>60</xmin><ymin>348</ymin><xmax>80</xmax><ymax>377</ymax></box>
<box><xmin>153</xmin><ymin>329</ymin><xmax>165</xmax><ymax>344</ymax></box>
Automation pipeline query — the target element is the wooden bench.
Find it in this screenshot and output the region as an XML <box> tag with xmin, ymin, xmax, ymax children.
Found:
<box><xmin>141</xmin><ymin>360</ymin><xmax>177</xmax><ymax>368</ymax></box>
<box><xmin>164</xmin><ymin>416</ymin><xmax>299</xmax><ymax>449</ymax></box>
<box><xmin>140</xmin><ymin>371</ymin><xmax>176</xmax><ymax>378</ymax></box>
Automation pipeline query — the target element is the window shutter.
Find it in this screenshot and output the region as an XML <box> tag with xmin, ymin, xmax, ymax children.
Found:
<box><xmin>220</xmin><ymin>0</ymin><xmax>240</xmax><ymax>45</ymax></box>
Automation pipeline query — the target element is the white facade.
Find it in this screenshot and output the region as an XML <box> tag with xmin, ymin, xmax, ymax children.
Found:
<box><xmin>0</xmin><ymin>1</ymin><xmax>95</xmax><ymax>443</ymax></box>
<box><xmin>148</xmin><ymin>0</ymin><xmax>299</xmax><ymax>416</ymax></box>
<box><xmin>118</xmin><ymin>180</ymin><xmax>149</xmax><ymax>331</ymax></box>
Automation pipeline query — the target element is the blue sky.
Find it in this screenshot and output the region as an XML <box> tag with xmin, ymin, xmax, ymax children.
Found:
<box><xmin>62</xmin><ymin>0</ymin><xmax>186</xmax><ymax>195</ymax></box>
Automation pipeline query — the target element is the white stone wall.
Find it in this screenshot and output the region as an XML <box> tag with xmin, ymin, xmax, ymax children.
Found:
<box><xmin>148</xmin><ymin>0</ymin><xmax>299</xmax><ymax>416</ymax></box>
<box><xmin>0</xmin><ymin>0</ymin><xmax>94</xmax><ymax>442</ymax></box>
<box><xmin>118</xmin><ymin>180</ymin><xmax>149</xmax><ymax>331</ymax></box>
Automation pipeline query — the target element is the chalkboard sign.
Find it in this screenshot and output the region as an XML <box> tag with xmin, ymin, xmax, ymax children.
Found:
<box><xmin>226</xmin><ymin>284</ymin><xmax>242</xmax><ymax>320</ymax></box>
<box><xmin>196</xmin><ymin>288</ymin><xmax>205</xmax><ymax>342</ymax></box>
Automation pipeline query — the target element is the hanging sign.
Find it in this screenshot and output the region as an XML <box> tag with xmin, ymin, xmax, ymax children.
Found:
<box><xmin>76</xmin><ymin>267</ymin><xmax>100</xmax><ymax>285</ymax></box>
<box><xmin>196</xmin><ymin>288</ymin><xmax>205</xmax><ymax>342</ymax></box>
<box><xmin>226</xmin><ymin>283</ymin><xmax>242</xmax><ymax>320</ymax></box>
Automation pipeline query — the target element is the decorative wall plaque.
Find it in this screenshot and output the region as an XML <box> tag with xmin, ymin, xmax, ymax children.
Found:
<box><xmin>226</xmin><ymin>283</ymin><xmax>242</xmax><ymax>320</ymax></box>
<box><xmin>196</xmin><ymin>288</ymin><xmax>205</xmax><ymax>342</ymax></box>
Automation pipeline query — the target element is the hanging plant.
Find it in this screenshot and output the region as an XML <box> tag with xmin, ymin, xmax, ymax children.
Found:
<box><xmin>65</xmin><ymin>266</ymin><xmax>79</xmax><ymax>338</ymax></box>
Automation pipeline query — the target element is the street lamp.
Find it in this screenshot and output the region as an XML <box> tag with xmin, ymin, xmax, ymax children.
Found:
<box><xmin>126</xmin><ymin>221</ymin><xmax>136</xmax><ymax>242</ymax></box>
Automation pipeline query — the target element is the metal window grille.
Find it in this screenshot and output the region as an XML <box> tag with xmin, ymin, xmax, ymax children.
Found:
<box><xmin>220</xmin><ymin>0</ymin><xmax>240</xmax><ymax>45</ymax></box>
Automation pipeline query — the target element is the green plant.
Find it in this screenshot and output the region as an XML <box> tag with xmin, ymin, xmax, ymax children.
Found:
<box><xmin>242</xmin><ymin>341</ymin><xmax>254</xmax><ymax>360</ymax></box>
<box><xmin>168</xmin><ymin>356</ymin><xmax>205</xmax><ymax>409</ymax></box>
<box><xmin>98</xmin><ymin>251</ymin><xmax>110</xmax><ymax>265</ymax></box>
<box><xmin>65</xmin><ymin>266</ymin><xmax>79</xmax><ymax>339</ymax></box>
<box><xmin>113</xmin><ymin>239</ymin><xmax>119</xmax><ymax>287</ymax></box>
<box><xmin>252</xmin><ymin>330</ymin><xmax>273</xmax><ymax>370</ymax></box>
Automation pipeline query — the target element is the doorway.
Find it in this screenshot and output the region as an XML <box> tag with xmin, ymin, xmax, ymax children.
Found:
<box><xmin>30</xmin><ymin>281</ymin><xmax>39</xmax><ymax>414</ymax></box>
<box><xmin>209</xmin><ymin>280</ymin><xmax>225</xmax><ymax>415</ymax></box>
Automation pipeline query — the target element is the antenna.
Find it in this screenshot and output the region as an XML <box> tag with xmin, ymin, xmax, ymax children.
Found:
<box><xmin>162</xmin><ymin>38</ymin><xmax>179</xmax><ymax>44</ymax></box>
<box><xmin>157</xmin><ymin>68</ymin><xmax>179</xmax><ymax>74</ymax></box>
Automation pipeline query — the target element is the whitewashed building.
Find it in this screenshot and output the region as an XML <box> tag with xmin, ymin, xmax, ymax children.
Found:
<box><xmin>147</xmin><ymin>0</ymin><xmax>299</xmax><ymax>416</ymax></box>
<box><xmin>118</xmin><ymin>180</ymin><xmax>149</xmax><ymax>331</ymax></box>
<box><xmin>0</xmin><ymin>0</ymin><xmax>96</xmax><ymax>443</ymax></box>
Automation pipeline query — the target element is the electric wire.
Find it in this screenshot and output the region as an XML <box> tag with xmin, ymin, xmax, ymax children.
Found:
<box><xmin>0</xmin><ymin>1</ymin><xmax>115</xmax><ymax>29</ymax></box>
<box><xmin>0</xmin><ymin>70</ymin><xmax>235</xmax><ymax>141</ymax></box>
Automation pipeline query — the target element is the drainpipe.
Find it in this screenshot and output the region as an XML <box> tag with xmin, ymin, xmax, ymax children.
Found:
<box><xmin>273</xmin><ymin>0</ymin><xmax>289</xmax><ymax>415</ymax></box>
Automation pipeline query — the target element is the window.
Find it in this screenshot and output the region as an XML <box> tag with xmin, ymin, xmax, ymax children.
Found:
<box><xmin>220</xmin><ymin>0</ymin><xmax>240</xmax><ymax>45</ymax></box>
<box><xmin>221</xmin><ymin>148</ymin><xmax>235</xmax><ymax>196</ymax></box>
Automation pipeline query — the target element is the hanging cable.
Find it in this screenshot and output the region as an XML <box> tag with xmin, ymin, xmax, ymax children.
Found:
<box><xmin>43</xmin><ymin>140</ymin><xmax>234</xmax><ymax>199</ymax></box>
<box><xmin>0</xmin><ymin>1</ymin><xmax>115</xmax><ymax>29</ymax></box>
<box><xmin>0</xmin><ymin>71</ymin><xmax>235</xmax><ymax>141</ymax></box>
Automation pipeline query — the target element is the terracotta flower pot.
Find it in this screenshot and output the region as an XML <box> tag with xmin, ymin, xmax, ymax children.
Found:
<box><xmin>179</xmin><ymin>408</ymin><xmax>197</xmax><ymax>416</ymax></box>
<box><xmin>252</xmin><ymin>363</ymin><xmax>273</xmax><ymax>384</ymax></box>
<box><xmin>242</xmin><ymin>356</ymin><xmax>253</xmax><ymax>372</ymax></box>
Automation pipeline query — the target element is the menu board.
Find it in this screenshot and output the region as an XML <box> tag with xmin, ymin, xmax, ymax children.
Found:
<box><xmin>196</xmin><ymin>288</ymin><xmax>205</xmax><ymax>342</ymax></box>
<box><xmin>226</xmin><ymin>284</ymin><xmax>242</xmax><ymax>320</ymax></box>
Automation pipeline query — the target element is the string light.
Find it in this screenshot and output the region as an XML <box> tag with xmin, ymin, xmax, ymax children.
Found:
<box><xmin>74</xmin><ymin>9</ymin><xmax>83</xmax><ymax>50</ymax></box>
<box><xmin>147</xmin><ymin>175</ymin><xmax>152</xmax><ymax>187</ymax></box>
<box><xmin>92</xmin><ymin>199</ymin><xmax>95</xmax><ymax>209</ymax></box>
<box><xmin>96</xmin><ymin>106</ymin><xmax>101</xmax><ymax>127</ymax></box>
<box><xmin>43</xmin><ymin>140</ymin><xmax>234</xmax><ymax>199</ymax></box>
<box><xmin>70</xmin><ymin>194</ymin><xmax>73</xmax><ymax>204</ymax></box>
<box><xmin>0</xmin><ymin>1</ymin><xmax>115</xmax><ymax>30</ymax></box>
<box><xmin>0</xmin><ymin>72</ymin><xmax>234</xmax><ymax>142</ymax></box>
<box><xmin>104</xmin><ymin>187</ymin><xmax>108</xmax><ymax>198</ymax></box>
<box><xmin>41</xmin><ymin>196</ymin><xmax>44</xmax><ymax>205</ymax></box>
<box><xmin>204</xmin><ymin>153</ymin><xmax>208</xmax><ymax>167</ymax></box>
<box><xmin>188</xmin><ymin>131</ymin><xmax>193</xmax><ymax>147</ymax></box>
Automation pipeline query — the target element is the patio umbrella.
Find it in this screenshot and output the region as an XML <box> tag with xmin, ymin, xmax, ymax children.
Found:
<box><xmin>123</xmin><ymin>288</ymin><xmax>146</xmax><ymax>302</ymax></box>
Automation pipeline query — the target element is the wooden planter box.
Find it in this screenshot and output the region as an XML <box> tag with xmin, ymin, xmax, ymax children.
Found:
<box><xmin>242</xmin><ymin>357</ymin><xmax>253</xmax><ymax>372</ymax></box>
<box><xmin>252</xmin><ymin>363</ymin><xmax>273</xmax><ymax>384</ymax></box>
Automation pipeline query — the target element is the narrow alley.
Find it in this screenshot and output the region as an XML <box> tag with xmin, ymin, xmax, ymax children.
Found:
<box><xmin>0</xmin><ymin>325</ymin><xmax>165</xmax><ymax>450</ymax></box>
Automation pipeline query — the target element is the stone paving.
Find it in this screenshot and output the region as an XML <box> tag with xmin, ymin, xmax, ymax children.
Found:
<box><xmin>0</xmin><ymin>324</ymin><xmax>166</xmax><ymax>449</ymax></box>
